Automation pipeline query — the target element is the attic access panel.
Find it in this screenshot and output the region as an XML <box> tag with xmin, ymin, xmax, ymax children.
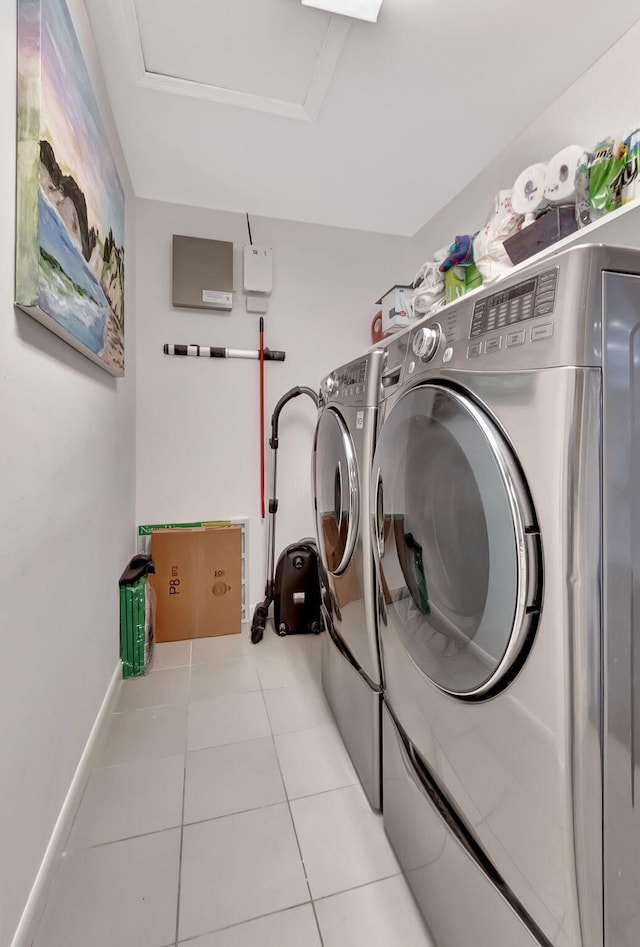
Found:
<box><xmin>172</xmin><ymin>235</ymin><xmax>233</xmax><ymax>311</ymax></box>
<box><xmin>134</xmin><ymin>0</ymin><xmax>331</xmax><ymax>104</ymax></box>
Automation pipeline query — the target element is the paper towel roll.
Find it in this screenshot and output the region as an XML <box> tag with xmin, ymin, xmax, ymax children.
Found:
<box><xmin>622</xmin><ymin>127</ymin><xmax>640</xmax><ymax>205</ymax></box>
<box><xmin>543</xmin><ymin>145</ymin><xmax>585</xmax><ymax>205</ymax></box>
<box><xmin>512</xmin><ymin>164</ymin><xmax>548</xmax><ymax>219</ymax></box>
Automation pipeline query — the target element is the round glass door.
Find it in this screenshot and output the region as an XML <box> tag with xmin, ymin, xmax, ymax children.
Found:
<box><xmin>373</xmin><ymin>383</ymin><xmax>540</xmax><ymax>698</ymax></box>
<box><xmin>313</xmin><ymin>407</ymin><xmax>360</xmax><ymax>576</ymax></box>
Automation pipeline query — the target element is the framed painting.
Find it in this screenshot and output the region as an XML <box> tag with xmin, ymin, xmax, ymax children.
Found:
<box><xmin>16</xmin><ymin>0</ymin><xmax>125</xmax><ymax>376</ymax></box>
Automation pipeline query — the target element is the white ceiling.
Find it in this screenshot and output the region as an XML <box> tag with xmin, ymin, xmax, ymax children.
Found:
<box><xmin>85</xmin><ymin>0</ymin><xmax>640</xmax><ymax>236</ymax></box>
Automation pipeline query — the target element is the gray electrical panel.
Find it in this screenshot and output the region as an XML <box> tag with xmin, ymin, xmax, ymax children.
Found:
<box><xmin>172</xmin><ymin>235</ymin><xmax>234</xmax><ymax>311</ymax></box>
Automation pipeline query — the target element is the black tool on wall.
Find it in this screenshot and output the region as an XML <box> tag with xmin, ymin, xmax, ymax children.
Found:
<box><xmin>251</xmin><ymin>385</ymin><xmax>322</xmax><ymax>644</ymax></box>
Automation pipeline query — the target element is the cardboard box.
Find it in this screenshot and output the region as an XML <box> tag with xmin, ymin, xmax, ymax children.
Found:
<box><xmin>150</xmin><ymin>525</ymin><xmax>242</xmax><ymax>642</ymax></box>
<box><xmin>377</xmin><ymin>285</ymin><xmax>414</xmax><ymax>334</ymax></box>
<box><xmin>137</xmin><ymin>518</ymin><xmax>248</xmax><ymax>622</ymax></box>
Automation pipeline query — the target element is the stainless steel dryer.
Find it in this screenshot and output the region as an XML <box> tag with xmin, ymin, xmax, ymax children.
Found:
<box><xmin>373</xmin><ymin>244</ymin><xmax>640</xmax><ymax>947</ymax></box>
<box><xmin>313</xmin><ymin>339</ymin><xmax>409</xmax><ymax>810</ymax></box>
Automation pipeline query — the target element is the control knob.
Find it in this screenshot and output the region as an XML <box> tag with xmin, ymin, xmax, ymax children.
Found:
<box><xmin>322</xmin><ymin>375</ymin><xmax>335</xmax><ymax>399</ymax></box>
<box><xmin>412</xmin><ymin>324</ymin><xmax>441</xmax><ymax>361</ymax></box>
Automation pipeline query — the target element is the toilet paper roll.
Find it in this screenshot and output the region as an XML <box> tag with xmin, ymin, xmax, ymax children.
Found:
<box><xmin>543</xmin><ymin>145</ymin><xmax>585</xmax><ymax>205</ymax></box>
<box><xmin>511</xmin><ymin>163</ymin><xmax>548</xmax><ymax>217</ymax></box>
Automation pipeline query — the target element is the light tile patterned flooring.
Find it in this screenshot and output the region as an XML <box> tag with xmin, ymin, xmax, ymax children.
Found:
<box><xmin>34</xmin><ymin>627</ymin><xmax>435</xmax><ymax>947</ymax></box>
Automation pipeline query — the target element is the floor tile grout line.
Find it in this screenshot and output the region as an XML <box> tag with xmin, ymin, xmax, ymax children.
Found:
<box><xmin>312</xmin><ymin>869</ymin><xmax>404</xmax><ymax>904</ymax></box>
<box><xmin>65</xmin><ymin>823</ymin><xmax>184</xmax><ymax>853</ymax></box>
<box><xmin>171</xmin><ymin>867</ymin><xmax>421</xmax><ymax>946</ymax></box>
<box><xmin>258</xmin><ymin>635</ymin><xmax>408</xmax><ymax>935</ymax></box>
<box><xmin>68</xmin><ymin>663</ymin><xmax>188</xmax><ymax>848</ymax></box>
<box><xmin>34</xmin><ymin>679</ymin><xmax>184</xmax><ymax>942</ymax></box>
<box><xmin>270</xmin><ymin>718</ymin><xmax>344</xmax><ymax>742</ymax></box>
<box><xmin>65</xmin><ymin>670</ymin><xmax>170</xmax><ymax>847</ymax></box>
<box><xmin>181</xmin><ymin>633</ymin><xmax>269</xmax><ymax>944</ymax></box>
<box><xmin>90</xmin><ymin>749</ymin><xmax>186</xmax><ymax>774</ymax></box>
<box><xmin>64</xmin><ymin>779</ymin><xmax>369</xmax><ymax>856</ymax></box>
<box><xmin>112</xmin><ymin>698</ymin><xmax>189</xmax><ymax>716</ymax></box>
<box><xmin>117</xmin><ymin>685</ymin><xmax>264</xmax><ymax>717</ymax></box>
<box><xmin>183</xmin><ymin>797</ymin><xmax>285</xmax><ymax>828</ymax></box>
<box><xmin>64</xmin><ymin>770</ymin><xmax>371</xmax><ymax>856</ymax></box>
<box><xmin>174</xmin><ymin>898</ymin><xmax>313</xmax><ymax>945</ymax></box>
<box><xmin>309</xmin><ymin>899</ymin><xmax>327</xmax><ymax>947</ymax></box>
<box><xmin>187</xmin><ymin>730</ymin><xmax>272</xmax><ymax>753</ymax></box>
<box><xmin>96</xmin><ymin>747</ymin><xmax>187</xmax><ymax>770</ymax></box>
<box><xmin>285</xmin><ymin>780</ymin><xmax>360</xmax><ymax>804</ymax></box>
<box><xmin>173</xmin><ymin>643</ymin><xmax>192</xmax><ymax>947</ymax></box>
<box><xmin>188</xmin><ymin>685</ymin><xmax>263</xmax><ymax>703</ymax></box>
<box><xmin>189</xmin><ymin>654</ymin><xmax>258</xmax><ymax>669</ymax></box>
<box><xmin>257</xmin><ymin>639</ymin><xmax>327</xmax><ymax>947</ymax></box>
<box><xmin>173</xmin><ymin>762</ymin><xmax>187</xmax><ymax>947</ymax></box>
<box><xmin>190</xmin><ymin>653</ymin><xmax>258</xmax><ymax>668</ymax></box>
<box><xmin>148</xmin><ymin>663</ymin><xmax>192</xmax><ymax>673</ymax></box>
<box><xmin>40</xmin><ymin>635</ymin><xmax>387</xmax><ymax>947</ymax></box>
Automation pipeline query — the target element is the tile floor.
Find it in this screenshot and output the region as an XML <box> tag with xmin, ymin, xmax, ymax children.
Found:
<box><xmin>33</xmin><ymin>626</ymin><xmax>435</xmax><ymax>947</ymax></box>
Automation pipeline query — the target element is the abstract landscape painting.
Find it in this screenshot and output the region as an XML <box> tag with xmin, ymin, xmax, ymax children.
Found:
<box><xmin>16</xmin><ymin>0</ymin><xmax>125</xmax><ymax>376</ymax></box>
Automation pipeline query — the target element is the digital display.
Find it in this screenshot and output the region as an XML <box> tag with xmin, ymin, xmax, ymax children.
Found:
<box><xmin>338</xmin><ymin>362</ymin><xmax>366</xmax><ymax>387</ymax></box>
<box><xmin>507</xmin><ymin>279</ymin><xmax>536</xmax><ymax>300</ymax></box>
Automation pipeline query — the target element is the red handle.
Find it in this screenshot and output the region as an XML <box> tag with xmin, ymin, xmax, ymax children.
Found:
<box><xmin>259</xmin><ymin>318</ymin><xmax>265</xmax><ymax>518</ymax></box>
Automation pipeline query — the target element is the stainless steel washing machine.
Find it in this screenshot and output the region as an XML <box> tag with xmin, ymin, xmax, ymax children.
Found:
<box><xmin>373</xmin><ymin>244</ymin><xmax>640</xmax><ymax>946</ymax></box>
<box><xmin>312</xmin><ymin>338</ymin><xmax>410</xmax><ymax>810</ymax></box>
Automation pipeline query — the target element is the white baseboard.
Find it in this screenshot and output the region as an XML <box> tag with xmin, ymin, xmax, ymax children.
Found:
<box><xmin>10</xmin><ymin>662</ymin><xmax>122</xmax><ymax>947</ymax></box>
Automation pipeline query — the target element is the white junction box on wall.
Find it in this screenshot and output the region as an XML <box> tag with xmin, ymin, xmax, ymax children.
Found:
<box><xmin>243</xmin><ymin>245</ymin><xmax>273</xmax><ymax>295</ymax></box>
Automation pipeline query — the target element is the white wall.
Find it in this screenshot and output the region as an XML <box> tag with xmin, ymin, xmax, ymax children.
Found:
<box><xmin>133</xmin><ymin>8</ymin><xmax>640</xmax><ymax>618</ymax></box>
<box><xmin>135</xmin><ymin>199</ymin><xmax>411</xmax><ymax>606</ymax></box>
<box><xmin>406</xmin><ymin>19</ymin><xmax>640</xmax><ymax>272</ymax></box>
<box><xmin>0</xmin><ymin>2</ymin><xmax>135</xmax><ymax>944</ymax></box>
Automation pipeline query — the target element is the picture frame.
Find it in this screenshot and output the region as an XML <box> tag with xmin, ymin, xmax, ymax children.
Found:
<box><xmin>16</xmin><ymin>0</ymin><xmax>125</xmax><ymax>377</ymax></box>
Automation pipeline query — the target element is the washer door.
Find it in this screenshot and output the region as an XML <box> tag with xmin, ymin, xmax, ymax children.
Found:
<box><xmin>373</xmin><ymin>383</ymin><xmax>541</xmax><ymax>699</ymax></box>
<box><xmin>313</xmin><ymin>407</ymin><xmax>360</xmax><ymax>576</ymax></box>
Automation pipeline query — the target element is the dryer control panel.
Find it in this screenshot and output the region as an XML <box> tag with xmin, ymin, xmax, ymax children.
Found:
<box><xmin>469</xmin><ymin>267</ymin><xmax>558</xmax><ymax>338</ymax></box>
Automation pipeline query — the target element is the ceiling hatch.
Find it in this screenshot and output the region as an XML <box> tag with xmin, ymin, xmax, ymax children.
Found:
<box><xmin>119</xmin><ymin>0</ymin><xmax>351</xmax><ymax>120</ymax></box>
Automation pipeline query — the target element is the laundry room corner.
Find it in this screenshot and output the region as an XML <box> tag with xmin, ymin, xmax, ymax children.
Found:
<box><xmin>133</xmin><ymin>197</ymin><xmax>412</xmax><ymax>608</ymax></box>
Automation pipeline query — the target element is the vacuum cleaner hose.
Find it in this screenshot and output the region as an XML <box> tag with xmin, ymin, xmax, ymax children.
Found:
<box><xmin>252</xmin><ymin>383</ymin><xmax>320</xmax><ymax>645</ymax></box>
<box><xmin>270</xmin><ymin>386</ymin><xmax>319</xmax><ymax>447</ymax></box>
<box><xmin>250</xmin><ymin>602</ymin><xmax>269</xmax><ymax>644</ymax></box>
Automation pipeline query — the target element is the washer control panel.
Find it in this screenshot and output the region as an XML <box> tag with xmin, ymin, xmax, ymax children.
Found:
<box><xmin>320</xmin><ymin>359</ymin><xmax>367</xmax><ymax>405</ymax></box>
<box><xmin>401</xmin><ymin>264</ymin><xmax>563</xmax><ymax>383</ymax></box>
<box><xmin>470</xmin><ymin>267</ymin><xmax>558</xmax><ymax>338</ymax></box>
<box><xmin>335</xmin><ymin>360</ymin><xmax>366</xmax><ymax>394</ymax></box>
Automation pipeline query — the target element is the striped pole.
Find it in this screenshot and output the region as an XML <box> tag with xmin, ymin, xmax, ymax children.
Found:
<box><xmin>163</xmin><ymin>344</ymin><xmax>285</xmax><ymax>361</ymax></box>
